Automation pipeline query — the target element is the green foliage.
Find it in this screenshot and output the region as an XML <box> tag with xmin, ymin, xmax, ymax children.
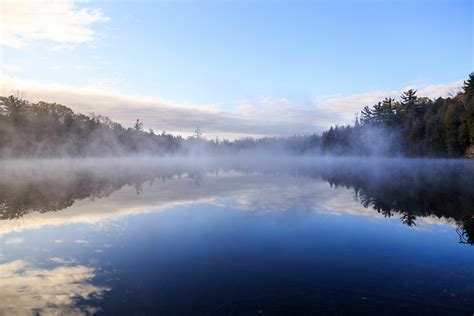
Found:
<box><xmin>0</xmin><ymin>96</ymin><xmax>322</xmax><ymax>157</ymax></box>
<box><xmin>0</xmin><ymin>96</ymin><xmax>183</xmax><ymax>157</ymax></box>
<box><xmin>322</xmin><ymin>73</ymin><xmax>474</xmax><ymax>157</ymax></box>
<box><xmin>463</xmin><ymin>72</ymin><xmax>474</xmax><ymax>103</ymax></box>
<box><xmin>1</xmin><ymin>73</ymin><xmax>473</xmax><ymax>158</ymax></box>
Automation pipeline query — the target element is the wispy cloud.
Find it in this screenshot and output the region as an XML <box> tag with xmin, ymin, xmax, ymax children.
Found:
<box><xmin>2</xmin><ymin>64</ymin><xmax>23</xmax><ymax>72</ymax></box>
<box><xmin>0</xmin><ymin>74</ymin><xmax>463</xmax><ymax>138</ymax></box>
<box><xmin>0</xmin><ymin>0</ymin><xmax>109</xmax><ymax>48</ymax></box>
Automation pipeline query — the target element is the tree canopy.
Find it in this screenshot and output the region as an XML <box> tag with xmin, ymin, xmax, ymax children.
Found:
<box><xmin>322</xmin><ymin>72</ymin><xmax>474</xmax><ymax>157</ymax></box>
<box><xmin>1</xmin><ymin>73</ymin><xmax>473</xmax><ymax>158</ymax></box>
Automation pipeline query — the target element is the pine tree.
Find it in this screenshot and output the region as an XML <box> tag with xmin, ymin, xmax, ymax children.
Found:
<box><xmin>463</xmin><ymin>72</ymin><xmax>474</xmax><ymax>103</ymax></box>
<box><xmin>194</xmin><ymin>126</ymin><xmax>202</xmax><ymax>139</ymax></box>
<box><xmin>401</xmin><ymin>89</ymin><xmax>417</xmax><ymax>106</ymax></box>
<box><xmin>360</xmin><ymin>106</ymin><xmax>374</xmax><ymax>125</ymax></box>
<box><xmin>462</xmin><ymin>73</ymin><xmax>474</xmax><ymax>146</ymax></box>
<box><xmin>381</xmin><ymin>97</ymin><xmax>395</xmax><ymax>124</ymax></box>
<box><xmin>134</xmin><ymin>119</ymin><xmax>143</xmax><ymax>131</ymax></box>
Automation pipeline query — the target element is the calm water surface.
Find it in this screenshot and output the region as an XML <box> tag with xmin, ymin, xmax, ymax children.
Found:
<box><xmin>1</xmin><ymin>157</ymin><xmax>473</xmax><ymax>315</ymax></box>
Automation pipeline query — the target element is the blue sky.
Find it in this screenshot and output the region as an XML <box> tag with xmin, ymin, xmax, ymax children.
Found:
<box><xmin>0</xmin><ymin>0</ymin><xmax>472</xmax><ymax>137</ymax></box>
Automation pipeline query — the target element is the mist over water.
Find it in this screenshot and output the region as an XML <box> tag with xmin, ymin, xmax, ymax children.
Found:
<box><xmin>1</xmin><ymin>156</ymin><xmax>473</xmax><ymax>233</ymax></box>
<box><xmin>1</xmin><ymin>0</ymin><xmax>472</xmax><ymax>313</ymax></box>
<box><xmin>1</xmin><ymin>156</ymin><xmax>474</xmax><ymax>315</ymax></box>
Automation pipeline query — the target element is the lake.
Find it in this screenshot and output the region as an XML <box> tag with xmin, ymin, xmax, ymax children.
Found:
<box><xmin>1</xmin><ymin>157</ymin><xmax>473</xmax><ymax>315</ymax></box>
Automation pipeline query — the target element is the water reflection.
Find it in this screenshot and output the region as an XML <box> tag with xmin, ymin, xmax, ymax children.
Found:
<box><xmin>1</xmin><ymin>158</ymin><xmax>473</xmax><ymax>244</ymax></box>
<box><xmin>457</xmin><ymin>217</ymin><xmax>474</xmax><ymax>245</ymax></box>
<box><xmin>0</xmin><ymin>259</ymin><xmax>108</xmax><ymax>315</ymax></box>
<box><xmin>1</xmin><ymin>158</ymin><xmax>474</xmax><ymax>315</ymax></box>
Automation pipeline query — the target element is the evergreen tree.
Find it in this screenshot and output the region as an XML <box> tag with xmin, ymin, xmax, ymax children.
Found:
<box><xmin>463</xmin><ymin>72</ymin><xmax>474</xmax><ymax>103</ymax></box>
<box><xmin>381</xmin><ymin>97</ymin><xmax>396</xmax><ymax>125</ymax></box>
<box><xmin>360</xmin><ymin>106</ymin><xmax>374</xmax><ymax>125</ymax></box>
<box><xmin>134</xmin><ymin>119</ymin><xmax>143</xmax><ymax>131</ymax></box>
<box><xmin>462</xmin><ymin>73</ymin><xmax>474</xmax><ymax>147</ymax></box>
<box><xmin>401</xmin><ymin>89</ymin><xmax>417</xmax><ymax>107</ymax></box>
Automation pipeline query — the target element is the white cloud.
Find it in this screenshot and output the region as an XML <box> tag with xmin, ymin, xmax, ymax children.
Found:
<box><xmin>0</xmin><ymin>74</ymin><xmax>463</xmax><ymax>138</ymax></box>
<box><xmin>73</xmin><ymin>65</ymin><xmax>88</xmax><ymax>71</ymax></box>
<box><xmin>0</xmin><ymin>0</ymin><xmax>109</xmax><ymax>48</ymax></box>
<box><xmin>2</xmin><ymin>64</ymin><xmax>23</xmax><ymax>72</ymax></box>
<box><xmin>49</xmin><ymin>43</ymin><xmax>77</xmax><ymax>51</ymax></box>
<box><xmin>0</xmin><ymin>75</ymin><xmax>314</xmax><ymax>138</ymax></box>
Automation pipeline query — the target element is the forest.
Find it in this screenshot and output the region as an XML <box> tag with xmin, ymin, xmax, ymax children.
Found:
<box><xmin>322</xmin><ymin>73</ymin><xmax>474</xmax><ymax>157</ymax></box>
<box><xmin>0</xmin><ymin>73</ymin><xmax>473</xmax><ymax>158</ymax></box>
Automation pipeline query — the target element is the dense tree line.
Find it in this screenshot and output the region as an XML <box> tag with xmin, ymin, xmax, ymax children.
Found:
<box><xmin>321</xmin><ymin>73</ymin><xmax>474</xmax><ymax>157</ymax></box>
<box><xmin>1</xmin><ymin>73</ymin><xmax>473</xmax><ymax>158</ymax></box>
<box><xmin>0</xmin><ymin>96</ymin><xmax>320</xmax><ymax>157</ymax></box>
<box><xmin>0</xmin><ymin>96</ymin><xmax>186</xmax><ymax>157</ymax></box>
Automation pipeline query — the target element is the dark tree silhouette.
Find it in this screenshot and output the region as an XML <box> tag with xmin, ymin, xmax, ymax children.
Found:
<box><xmin>134</xmin><ymin>119</ymin><xmax>143</xmax><ymax>131</ymax></box>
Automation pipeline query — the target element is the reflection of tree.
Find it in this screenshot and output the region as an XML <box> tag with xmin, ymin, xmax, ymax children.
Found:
<box><xmin>134</xmin><ymin>183</ymin><xmax>143</xmax><ymax>195</ymax></box>
<box><xmin>316</xmin><ymin>160</ymin><xmax>474</xmax><ymax>232</ymax></box>
<box><xmin>457</xmin><ymin>217</ymin><xmax>474</xmax><ymax>245</ymax></box>
<box><xmin>189</xmin><ymin>171</ymin><xmax>203</xmax><ymax>186</ymax></box>
<box><xmin>0</xmin><ymin>166</ymin><xmax>209</xmax><ymax>220</ymax></box>
<box><xmin>400</xmin><ymin>212</ymin><xmax>416</xmax><ymax>227</ymax></box>
<box><xmin>0</xmin><ymin>173</ymin><xmax>120</xmax><ymax>220</ymax></box>
<box><xmin>1</xmin><ymin>159</ymin><xmax>473</xmax><ymax>248</ymax></box>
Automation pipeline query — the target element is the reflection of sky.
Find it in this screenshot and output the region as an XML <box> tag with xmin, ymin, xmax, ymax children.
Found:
<box><xmin>1</xmin><ymin>169</ymin><xmax>473</xmax><ymax>315</ymax></box>
<box><xmin>0</xmin><ymin>259</ymin><xmax>108</xmax><ymax>315</ymax></box>
<box><xmin>1</xmin><ymin>200</ymin><xmax>473</xmax><ymax>314</ymax></box>
<box><xmin>0</xmin><ymin>171</ymin><xmax>457</xmax><ymax>238</ymax></box>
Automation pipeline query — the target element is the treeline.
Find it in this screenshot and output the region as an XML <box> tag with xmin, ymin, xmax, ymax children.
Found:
<box><xmin>0</xmin><ymin>96</ymin><xmax>320</xmax><ymax>157</ymax></box>
<box><xmin>321</xmin><ymin>73</ymin><xmax>474</xmax><ymax>157</ymax></box>
<box><xmin>0</xmin><ymin>96</ymin><xmax>186</xmax><ymax>157</ymax></box>
<box><xmin>1</xmin><ymin>72</ymin><xmax>473</xmax><ymax>158</ymax></box>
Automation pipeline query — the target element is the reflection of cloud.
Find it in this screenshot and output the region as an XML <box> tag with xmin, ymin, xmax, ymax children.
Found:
<box><xmin>3</xmin><ymin>237</ymin><xmax>23</xmax><ymax>245</ymax></box>
<box><xmin>50</xmin><ymin>257</ymin><xmax>77</xmax><ymax>265</ymax></box>
<box><xmin>415</xmin><ymin>215</ymin><xmax>456</xmax><ymax>229</ymax></box>
<box><xmin>0</xmin><ymin>0</ymin><xmax>109</xmax><ymax>48</ymax></box>
<box><xmin>230</xmin><ymin>175</ymin><xmax>390</xmax><ymax>219</ymax></box>
<box><xmin>0</xmin><ymin>170</ymin><xmax>457</xmax><ymax>238</ymax></box>
<box><xmin>0</xmin><ymin>260</ymin><xmax>108</xmax><ymax>315</ymax></box>
<box><xmin>75</xmin><ymin>240</ymin><xmax>89</xmax><ymax>245</ymax></box>
<box><xmin>0</xmin><ymin>173</ymin><xmax>225</xmax><ymax>236</ymax></box>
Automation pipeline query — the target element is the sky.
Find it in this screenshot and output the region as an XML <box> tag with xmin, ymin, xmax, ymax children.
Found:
<box><xmin>0</xmin><ymin>0</ymin><xmax>472</xmax><ymax>138</ymax></box>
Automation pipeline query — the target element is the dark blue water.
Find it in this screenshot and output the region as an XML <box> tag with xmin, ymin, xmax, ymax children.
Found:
<box><xmin>0</xmin><ymin>158</ymin><xmax>473</xmax><ymax>315</ymax></box>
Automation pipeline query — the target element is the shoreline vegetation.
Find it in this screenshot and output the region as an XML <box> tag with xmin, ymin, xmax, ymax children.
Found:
<box><xmin>1</xmin><ymin>73</ymin><xmax>473</xmax><ymax>158</ymax></box>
